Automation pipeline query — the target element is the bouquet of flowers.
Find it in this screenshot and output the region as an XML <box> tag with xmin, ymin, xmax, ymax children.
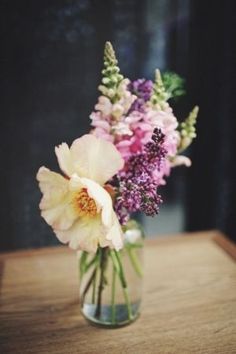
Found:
<box><xmin>37</xmin><ymin>42</ymin><xmax>198</xmax><ymax>327</ymax></box>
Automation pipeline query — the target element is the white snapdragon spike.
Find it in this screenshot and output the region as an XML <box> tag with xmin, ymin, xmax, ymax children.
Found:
<box><xmin>37</xmin><ymin>135</ymin><xmax>124</xmax><ymax>253</ymax></box>
<box><xmin>95</xmin><ymin>96</ymin><xmax>112</xmax><ymax>116</ymax></box>
<box><xmin>95</xmin><ymin>79</ymin><xmax>137</xmax><ymax>121</ymax></box>
<box><xmin>113</xmin><ymin>122</ymin><xmax>133</xmax><ymax>136</ymax></box>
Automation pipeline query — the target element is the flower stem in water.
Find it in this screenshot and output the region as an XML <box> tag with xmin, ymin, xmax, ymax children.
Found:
<box><xmin>126</xmin><ymin>246</ymin><xmax>143</xmax><ymax>278</ymax></box>
<box><xmin>79</xmin><ymin>251</ymin><xmax>88</xmax><ymax>281</ymax></box>
<box><xmin>111</xmin><ymin>263</ymin><xmax>117</xmax><ymax>324</ymax></box>
<box><xmin>92</xmin><ymin>266</ymin><xmax>97</xmax><ymax>304</ymax></box>
<box><xmin>110</xmin><ymin>250</ymin><xmax>133</xmax><ymax>321</ymax></box>
<box><xmin>95</xmin><ymin>248</ymin><xmax>108</xmax><ymax>318</ymax></box>
<box><xmin>80</xmin><ymin>266</ymin><xmax>97</xmax><ymax>306</ymax></box>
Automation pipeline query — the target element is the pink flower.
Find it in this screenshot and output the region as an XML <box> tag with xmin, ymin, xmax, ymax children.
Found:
<box><xmin>90</xmin><ymin>112</ymin><xmax>114</xmax><ymax>142</ymax></box>
<box><xmin>90</xmin><ymin>90</ymin><xmax>182</xmax><ymax>185</ymax></box>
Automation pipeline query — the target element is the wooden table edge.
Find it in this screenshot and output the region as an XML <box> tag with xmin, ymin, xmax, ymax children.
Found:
<box><xmin>0</xmin><ymin>230</ymin><xmax>235</xmax><ymax>260</ymax></box>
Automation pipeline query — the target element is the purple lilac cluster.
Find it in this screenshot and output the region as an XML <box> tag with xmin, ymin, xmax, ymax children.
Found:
<box><xmin>114</xmin><ymin>128</ymin><xmax>167</xmax><ymax>224</ymax></box>
<box><xmin>128</xmin><ymin>79</ymin><xmax>153</xmax><ymax>113</ymax></box>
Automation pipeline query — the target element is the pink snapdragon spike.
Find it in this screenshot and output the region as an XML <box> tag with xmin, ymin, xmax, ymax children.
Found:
<box><xmin>90</xmin><ymin>77</ymin><xmax>181</xmax><ymax>186</ymax></box>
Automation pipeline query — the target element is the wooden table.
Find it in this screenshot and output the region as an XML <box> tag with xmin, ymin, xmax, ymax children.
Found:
<box><xmin>0</xmin><ymin>231</ymin><xmax>236</xmax><ymax>354</ymax></box>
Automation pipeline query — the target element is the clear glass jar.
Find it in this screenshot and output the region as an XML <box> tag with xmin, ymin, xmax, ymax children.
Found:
<box><xmin>79</xmin><ymin>219</ymin><xmax>144</xmax><ymax>328</ymax></box>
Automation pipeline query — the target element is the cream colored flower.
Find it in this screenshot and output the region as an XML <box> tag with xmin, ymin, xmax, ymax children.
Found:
<box><xmin>37</xmin><ymin>135</ymin><xmax>124</xmax><ymax>253</ymax></box>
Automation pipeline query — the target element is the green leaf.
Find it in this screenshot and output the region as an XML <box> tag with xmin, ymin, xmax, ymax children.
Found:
<box><xmin>162</xmin><ymin>71</ymin><xmax>186</xmax><ymax>101</ymax></box>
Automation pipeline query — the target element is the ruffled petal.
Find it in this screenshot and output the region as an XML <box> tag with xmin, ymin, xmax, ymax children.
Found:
<box><xmin>36</xmin><ymin>167</ymin><xmax>78</xmax><ymax>230</ymax></box>
<box><xmin>55</xmin><ymin>136</ymin><xmax>123</xmax><ymax>184</ymax></box>
<box><xmin>55</xmin><ymin>217</ymin><xmax>104</xmax><ymax>253</ymax></box>
<box><xmin>54</xmin><ymin>213</ymin><xmax>123</xmax><ymax>253</ymax></box>
<box><xmin>55</xmin><ymin>143</ymin><xmax>74</xmax><ymax>177</ymax></box>
<box><xmin>37</xmin><ymin>167</ymin><xmax>68</xmax><ymax>209</ymax></box>
<box><xmin>105</xmin><ymin>211</ymin><xmax>124</xmax><ymax>251</ymax></box>
<box><xmin>70</xmin><ymin>135</ymin><xmax>124</xmax><ymax>185</ymax></box>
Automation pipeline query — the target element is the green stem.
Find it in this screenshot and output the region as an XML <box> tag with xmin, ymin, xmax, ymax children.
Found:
<box><xmin>80</xmin><ymin>267</ymin><xmax>97</xmax><ymax>306</ymax></box>
<box><xmin>92</xmin><ymin>265</ymin><xmax>97</xmax><ymax>304</ymax></box>
<box><xmin>126</xmin><ymin>246</ymin><xmax>143</xmax><ymax>278</ymax></box>
<box><xmin>123</xmin><ymin>287</ymin><xmax>132</xmax><ymax>320</ymax></box>
<box><xmin>126</xmin><ymin>242</ymin><xmax>143</xmax><ymax>249</ymax></box>
<box><xmin>95</xmin><ymin>248</ymin><xmax>108</xmax><ymax>318</ymax></box>
<box><xmin>111</xmin><ymin>263</ymin><xmax>116</xmax><ymax>324</ymax></box>
<box><xmin>84</xmin><ymin>256</ymin><xmax>97</xmax><ymax>273</ymax></box>
<box><xmin>79</xmin><ymin>251</ymin><xmax>98</xmax><ymax>285</ymax></box>
<box><xmin>79</xmin><ymin>251</ymin><xmax>88</xmax><ymax>280</ymax></box>
<box><xmin>80</xmin><ymin>252</ymin><xmax>99</xmax><ymax>306</ymax></box>
<box><xmin>110</xmin><ymin>250</ymin><xmax>133</xmax><ymax>320</ymax></box>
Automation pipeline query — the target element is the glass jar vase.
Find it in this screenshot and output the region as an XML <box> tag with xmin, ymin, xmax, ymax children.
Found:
<box><xmin>78</xmin><ymin>220</ymin><xmax>144</xmax><ymax>328</ymax></box>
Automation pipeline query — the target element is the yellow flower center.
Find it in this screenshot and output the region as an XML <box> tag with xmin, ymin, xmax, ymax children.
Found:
<box><xmin>73</xmin><ymin>188</ymin><xmax>97</xmax><ymax>218</ymax></box>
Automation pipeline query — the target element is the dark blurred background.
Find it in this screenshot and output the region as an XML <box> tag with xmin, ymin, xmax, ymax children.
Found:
<box><xmin>1</xmin><ymin>0</ymin><xmax>235</xmax><ymax>251</ymax></box>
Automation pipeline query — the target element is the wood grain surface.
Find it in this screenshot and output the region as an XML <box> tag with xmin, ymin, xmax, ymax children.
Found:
<box><xmin>0</xmin><ymin>231</ymin><xmax>236</xmax><ymax>354</ymax></box>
